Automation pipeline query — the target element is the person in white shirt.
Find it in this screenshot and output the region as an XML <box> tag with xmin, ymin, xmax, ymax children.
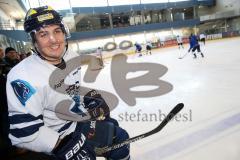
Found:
<box><xmin>199</xmin><ymin>33</ymin><xmax>206</xmax><ymax>45</ymax></box>
<box><xmin>6</xmin><ymin>5</ymin><xmax>130</xmax><ymax>160</ymax></box>
<box><xmin>96</xmin><ymin>47</ymin><xmax>104</xmax><ymax>67</ymax></box>
<box><xmin>146</xmin><ymin>42</ymin><xmax>152</xmax><ymax>55</ymax></box>
<box><xmin>176</xmin><ymin>35</ymin><xmax>184</xmax><ymax>49</ymax></box>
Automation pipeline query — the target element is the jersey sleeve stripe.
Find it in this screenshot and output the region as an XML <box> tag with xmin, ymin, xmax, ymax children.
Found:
<box><xmin>58</xmin><ymin>121</ymin><xmax>73</xmax><ymax>133</ymax></box>
<box><xmin>9</xmin><ymin>114</ymin><xmax>43</xmax><ymax>124</ymax></box>
<box><xmin>10</xmin><ymin>122</ymin><xmax>44</xmax><ymax>138</ymax></box>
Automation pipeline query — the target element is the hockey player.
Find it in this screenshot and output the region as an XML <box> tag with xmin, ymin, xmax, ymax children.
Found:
<box><xmin>145</xmin><ymin>41</ymin><xmax>152</xmax><ymax>55</ymax></box>
<box><xmin>188</xmin><ymin>34</ymin><xmax>204</xmax><ymax>58</ymax></box>
<box><xmin>6</xmin><ymin>6</ymin><xmax>130</xmax><ymax>160</ymax></box>
<box><xmin>176</xmin><ymin>35</ymin><xmax>184</xmax><ymax>49</ymax></box>
<box><xmin>134</xmin><ymin>43</ymin><xmax>142</xmax><ymax>57</ymax></box>
<box><xmin>199</xmin><ymin>33</ymin><xmax>206</xmax><ymax>45</ymax></box>
<box><xmin>96</xmin><ymin>47</ymin><xmax>104</xmax><ymax>68</ymax></box>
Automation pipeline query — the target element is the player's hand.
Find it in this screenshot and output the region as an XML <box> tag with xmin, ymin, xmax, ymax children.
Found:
<box><xmin>83</xmin><ymin>90</ymin><xmax>110</xmax><ymax>120</ymax></box>
<box><xmin>52</xmin><ymin>128</ymin><xmax>96</xmax><ymax>160</ymax></box>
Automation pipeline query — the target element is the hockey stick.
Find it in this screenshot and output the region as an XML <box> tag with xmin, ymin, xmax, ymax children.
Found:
<box><xmin>95</xmin><ymin>103</ymin><xmax>184</xmax><ymax>155</ymax></box>
<box><xmin>178</xmin><ymin>52</ymin><xmax>188</xmax><ymax>59</ymax></box>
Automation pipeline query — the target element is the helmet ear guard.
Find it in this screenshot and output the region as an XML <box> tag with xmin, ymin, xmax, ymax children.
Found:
<box><xmin>61</xmin><ymin>22</ymin><xmax>71</xmax><ymax>39</ymax></box>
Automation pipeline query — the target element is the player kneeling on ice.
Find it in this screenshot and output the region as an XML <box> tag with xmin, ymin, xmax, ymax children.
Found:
<box><xmin>188</xmin><ymin>33</ymin><xmax>204</xmax><ymax>58</ymax></box>
<box><xmin>6</xmin><ymin>6</ymin><xmax>130</xmax><ymax>160</ymax></box>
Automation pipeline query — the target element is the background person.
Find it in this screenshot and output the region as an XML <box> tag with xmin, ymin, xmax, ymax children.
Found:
<box><xmin>134</xmin><ymin>43</ymin><xmax>142</xmax><ymax>57</ymax></box>
<box><xmin>96</xmin><ymin>47</ymin><xmax>104</xmax><ymax>67</ymax></box>
<box><xmin>199</xmin><ymin>33</ymin><xmax>206</xmax><ymax>45</ymax></box>
<box><xmin>188</xmin><ymin>33</ymin><xmax>204</xmax><ymax>58</ymax></box>
<box><xmin>176</xmin><ymin>35</ymin><xmax>184</xmax><ymax>49</ymax></box>
<box><xmin>146</xmin><ymin>41</ymin><xmax>152</xmax><ymax>55</ymax></box>
<box><xmin>1</xmin><ymin>47</ymin><xmax>20</xmax><ymax>76</ymax></box>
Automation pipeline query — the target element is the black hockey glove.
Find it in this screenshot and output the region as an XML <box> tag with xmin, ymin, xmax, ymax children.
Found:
<box><xmin>75</xmin><ymin>121</ymin><xmax>114</xmax><ymax>157</ymax></box>
<box><xmin>52</xmin><ymin>123</ymin><xmax>96</xmax><ymax>160</ymax></box>
<box><xmin>87</xmin><ymin>121</ymin><xmax>114</xmax><ymax>148</ymax></box>
<box><xmin>83</xmin><ymin>90</ymin><xmax>110</xmax><ymax>120</ymax></box>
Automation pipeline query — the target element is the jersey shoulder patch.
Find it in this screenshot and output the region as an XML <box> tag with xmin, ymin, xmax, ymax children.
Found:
<box><xmin>11</xmin><ymin>79</ymin><xmax>36</xmax><ymax>106</ymax></box>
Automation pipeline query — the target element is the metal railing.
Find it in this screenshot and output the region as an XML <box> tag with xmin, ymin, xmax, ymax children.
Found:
<box><xmin>0</xmin><ymin>22</ymin><xmax>14</xmax><ymax>30</ymax></box>
<box><xmin>200</xmin><ymin>9</ymin><xmax>240</xmax><ymax>21</ymax></box>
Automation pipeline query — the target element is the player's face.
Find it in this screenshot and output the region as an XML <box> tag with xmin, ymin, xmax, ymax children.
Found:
<box><xmin>35</xmin><ymin>24</ymin><xmax>66</xmax><ymax>64</ymax></box>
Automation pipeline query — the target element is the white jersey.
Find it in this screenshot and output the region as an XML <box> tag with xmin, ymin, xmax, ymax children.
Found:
<box><xmin>96</xmin><ymin>48</ymin><xmax>102</xmax><ymax>57</ymax></box>
<box><xmin>146</xmin><ymin>42</ymin><xmax>152</xmax><ymax>48</ymax></box>
<box><xmin>200</xmin><ymin>34</ymin><xmax>206</xmax><ymax>39</ymax></box>
<box><xmin>176</xmin><ymin>36</ymin><xmax>183</xmax><ymax>43</ymax></box>
<box><xmin>6</xmin><ymin>51</ymin><xmax>82</xmax><ymax>153</ymax></box>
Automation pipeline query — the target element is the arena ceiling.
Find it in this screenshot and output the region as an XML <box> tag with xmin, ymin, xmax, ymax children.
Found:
<box><xmin>0</xmin><ymin>0</ymin><xmax>25</xmax><ymax>20</ymax></box>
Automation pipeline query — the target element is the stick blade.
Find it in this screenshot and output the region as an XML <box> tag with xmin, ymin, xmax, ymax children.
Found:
<box><xmin>164</xmin><ymin>103</ymin><xmax>184</xmax><ymax>122</ymax></box>
<box><xmin>172</xmin><ymin>103</ymin><xmax>184</xmax><ymax>114</ymax></box>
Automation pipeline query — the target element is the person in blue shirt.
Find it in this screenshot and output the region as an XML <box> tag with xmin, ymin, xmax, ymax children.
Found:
<box><xmin>134</xmin><ymin>43</ymin><xmax>142</xmax><ymax>57</ymax></box>
<box><xmin>188</xmin><ymin>34</ymin><xmax>204</xmax><ymax>58</ymax></box>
